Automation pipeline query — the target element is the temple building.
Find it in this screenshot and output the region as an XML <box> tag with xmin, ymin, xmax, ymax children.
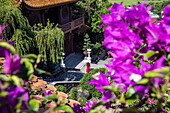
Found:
<box><xmin>16</xmin><ymin>0</ymin><xmax>86</xmax><ymax>55</ymax></box>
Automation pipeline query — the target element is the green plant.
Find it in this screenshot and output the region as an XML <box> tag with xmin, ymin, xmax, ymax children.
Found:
<box><xmin>78</xmin><ymin>97</ymin><xmax>88</xmax><ymax>107</ymax></box>
<box><xmin>69</xmin><ymin>87</ymin><xmax>78</xmax><ymax>100</ymax></box>
<box><xmin>91</xmin><ymin>2</ymin><xmax>111</xmax><ymax>33</ymax></box>
<box><xmin>91</xmin><ymin>42</ymin><xmax>105</xmax><ymax>56</ymax></box>
<box><xmin>33</xmin><ymin>21</ymin><xmax>64</xmax><ymax>64</ymax></box>
<box><xmin>0</xmin><ymin>6</ymin><xmax>34</xmax><ymax>56</ymax></box>
<box><xmin>54</xmin><ymin>85</ymin><xmax>67</xmax><ymax>93</ymax></box>
<box><xmin>79</xmin><ymin>68</ymin><xmax>107</xmax><ymax>99</ymax></box>
<box><xmin>147</xmin><ymin>0</ymin><xmax>170</xmax><ymax>15</ymax></box>
<box><xmin>83</xmin><ymin>33</ymin><xmax>92</xmax><ymax>51</ymax></box>
<box><xmin>0</xmin><ymin>0</ymin><xmax>13</xmax><ymax>7</ymax></box>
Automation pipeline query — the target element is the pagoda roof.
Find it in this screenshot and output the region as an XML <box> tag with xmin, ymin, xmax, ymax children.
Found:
<box><xmin>22</xmin><ymin>0</ymin><xmax>79</xmax><ymax>8</ymax></box>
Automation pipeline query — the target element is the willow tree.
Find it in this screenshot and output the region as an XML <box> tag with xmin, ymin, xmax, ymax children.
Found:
<box><xmin>0</xmin><ymin>6</ymin><xmax>34</xmax><ymax>55</ymax></box>
<box><xmin>33</xmin><ymin>22</ymin><xmax>64</xmax><ymax>70</ymax></box>
<box><xmin>0</xmin><ymin>5</ymin><xmax>64</xmax><ymax>68</ymax></box>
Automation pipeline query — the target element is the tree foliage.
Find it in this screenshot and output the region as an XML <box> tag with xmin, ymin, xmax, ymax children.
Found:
<box><xmin>0</xmin><ymin>6</ymin><xmax>34</xmax><ymax>55</ymax></box>
<box><xmin>147</xmin><ymin>0</ymin><xmax>170</xmax><ymax>15</ymax></box>
<box><xmin>79</xmin><ymin>68</ymin><xmax>107</xmax><ymax>99</ymax></box>
<box><xmin>33</xmin><ymin>22</ymin><xmax>64</xmax><ymax>63</ymax></box>
<box><xmin>0</xmin><ymin>0</ymin><xmax>13</xmax><ymax>7</ymax></box>
<box><xmin>0</xmin><ymin>6</ymin><xmax>64</xmax><ymax>64</ymax></box>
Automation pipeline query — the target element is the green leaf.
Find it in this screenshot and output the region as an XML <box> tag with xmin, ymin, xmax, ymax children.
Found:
<box><xmin>123</xmin><ymin>107</ymin><xmax>138</xmax><ymax>113</ymax></box>
<box><xmin>144</xmin><ymin>50</ymin><xmax>158</xmax><ymax>60</ymax></box>
<box><xmin>120</xmin><ymin>92</ymin><xmax>125</xmax><ymax>103</ymax></box>
<box><xmin>157</xmin><ymin>67</ymin><xmax>170</xmax><ymax>75</ymax></box>
<box><xmin>35</xmin><ymin>68</ymin><xmax>51</xmax><ymax>75</ymax></box>
<box><xmin>53</xmin><ymin>105</ymin><xmax>74</xmax><ymax>113</ymax></box>
<box><xmin>90</xmin><ymin>101</ymin><xmax>106</xmax><ymax>110</ymax></box>
<box><xmin>136</xmin><ymin>78</ymin><xmax>149</xmax><ymax>85</ymax></box>
<box><xmin>103</xmin><ymin>85</ymin><xmax>118</xmax><ymax>92</ymax></box>
<box><xmin>108</xmin><ymin>0</ymin><xmax>115</xmax><ymax>4</ymax></box>
<box><xmin>11</xmin><ymin>75</ymin><xmax>21</xmax><ymax>86</ymax></box>
<box><xmin>168</xmin><ymin>53</ymin><xmax>170</xmax><ymax>60</ymax></box>
<box><xmin>126</xmin><ymin>87</ymin><xmax>136</xmax><ymax>98</ymax></box>
<box><xmin>46</xmin><ymin>94</ymin><xmax>58</xmax><ymax>102</ymax></box>
<box><xmin>89</xmin><ymin>109</ymin><xmax>105</xmax><ymax>113</ymax></box>
<box><xmin>0</xmin><ymin>74</ymin><xmax>8</xmax><ymax>81</ymax></box>
<box><xmin>144</xmin><ymin>71</ymin><xmax>163</xmax><ymax>78</ymax></box>
<box><xmin>126</xmin><ymin>99</ymin><xmax>138</xmax><ymax>105</ymax></box>
<box><xmin>18</xmin><ymin>58</ymin><xmax>34</xmax><ymax>80</ymax></box>
<box><xmin>144</xmin><ymin>67</ymin><xmax>169</xmax><ymax>78</ymax></box>
<box><xmin>0</xmin><ymin>92</ymin><xmax>8</xmax><ymax>97</ymax></box>
<box><xmin>24</xmin><ymin>54</ymin><xmax>37</xmax><ymax>60</ymax></box>
<box><xmin>0</xmin><ymin>42</ymin><xmax>16</xmax><ymax>54</ymax></box>
<box><xmin>29</xmin><ymin>99</ymin><xmax>39</xmax><ymax>112</ymax></box>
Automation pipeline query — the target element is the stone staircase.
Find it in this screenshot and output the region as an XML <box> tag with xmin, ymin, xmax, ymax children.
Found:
<box><xmin>64</xmin><ymin>53</ymin><xmax>84</xmax><ymax>69</ymax></box>
<box><xmin>53</xmin><ymin>52</ymin><xmax>84</xmax><ymax>75</ymax></box>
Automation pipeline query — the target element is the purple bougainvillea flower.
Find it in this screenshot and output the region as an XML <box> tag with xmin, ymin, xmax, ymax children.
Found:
<box><xmin>101</xmin><ymin>91</ymin><xmax>115</xmax><ymax>102</ymax></box>
<box><xmin>162</xmin><ymin>5</ymin><xmax>170</xmax><ymax>25</ymax></box>
<box><xmin>0</xmin><ymin>106</ymin><xmax>8</xmax><ymax>113</ymax></box>
<box><xmin>101</xmin><ymin>0</ymin><xmax>169</xmax><ymax>103</ymax></box>
<box><xmin>144</xmin><ymin>23</ymin><xmax>170</xmax><ymax>49</ymax></box>
<box><xmin>144</xmin><ymin>94</ymin><xmax>149</xmax><ymax>98</ymax></box>
<box><xmin>162</xmin><ymin>109</ymin><xmax>167</xmax><ymax>112</ymax></box>
<box><xmin>83</xmin><ymin>101</ymin><xmax>97</xmax><ymax>112</ymax></box>
<box><xmin>134</xmin><ymin>85</ymin><xmax>150</xmax><ymax>94</ymax></box>
<box><xmin>151</xmin><ymin>55</ymin><xmax>166</xmax><ymax>70</ymax></box>
<box><xmin>8</xmin><ymin>40</ymin><xmax>16</xmax><ymax>45</ymax></box>
<box><xmin>3</xmin><ymin>50</ymin><xmax>21</xmax><ymax>74</ymax></box>
<box><xmin>0</xmin><ymin>24</ymin><xmax>8</xmax><ymax>34</ymax></box>
<box><xmin>0</xmin><ymin>24</ymin><xmax>8</xmax><ymax>41</ymax></box>
<box><xmin>5</xmin><ymin>85</ymin><xmax>29</xmax><ymax>106</ymax></box>
<box><xmin>101</xmin><ymin>3</ymin><xmax>125</xmax><ymax>27</ymax></box>
<box><xmin>87</xmin><ymin>72</ymin><xmax>115</xmax><ymax>102</ymax></box>
<box><xmin>87</xmin><ymin>71</ymin><xmax>110</xmax><ymax>92</ymax></box>
<box><xmin>150</xmin><ymin>77</ymin><xmax>163</xmax><ymax>87</ymax></box>
<box><xmin>72</xmin><ymin>103</ymin><xmax>83</xmax><ymax>113</ymax></box>
<box><xmin>134</xmin><ymin>56</ymin><xmax>165</xmax><ymax>93</ymax></box>
<box><xmin>108</xmin><ymin>2</ymin><xmax>125</xmax><ymax>17</ymax></box>
<box><xmin>124</xmin><ymin>1</ymin><xmax>151</xmax><ymax>28</ymax></box>
<box><xmin>0</xmin><ymin>35</ymin><xmax>7</xmax><ymax>39</ymax></box>
<box><xmin>43</xmin><ymin>90</ymin><xmax>52</xmax><ymax>96</ymax></box>
<box><xmin>147</xmin><ymin>99</ymin><xmax>155</xmax><ymax>104</ymax></box>
<box><xmin>0</xmin><ymin>84</ymin><xmax>29</xmax><ymax>112</ymax></box>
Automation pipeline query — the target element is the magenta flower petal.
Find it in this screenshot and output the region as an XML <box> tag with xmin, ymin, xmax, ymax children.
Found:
<box><xmin>0</xmin><ymin>24</ymin><xmax>8</xmax><ymax>34</ymax></box>
<box><xmin>134</xmin><ymin>85</ymin><xmax>149</xmax><ymax>93</ymax></box>
<box><xmin>87</xmin><ymin>71</ymin><xmax>110</xmax><ymax>92</ymax></box>
<box><xmin>101</xmin><ymin>91</ymin><xmax>115</xmax><ymax>102</ymax></box>
<box><xmin>3</xmin><ymin>51</ymin><xmax>21</xmax><ymax>74</ymax></box>
<box><xmin>83</xmin><ymin>101</ymin><xmax>97</xmax><ymax>112</ymax></box>
<box><xmin>72</xmin><ymin>103</ymin><xmax>83</xmax><ymax>113</ymax></box>
<box><xmin>0</xmin><ymin>35</ymin><xmax>7</xmax><ymax>39</ymax></box>
<box><xmin>43</xmin><ymin>90</ymin><xmax>52</xmax><ymax>96</ymax></box>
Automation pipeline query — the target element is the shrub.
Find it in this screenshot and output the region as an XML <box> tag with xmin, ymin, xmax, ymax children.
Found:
<box><xmin>78</xmin><ymin>97</ymin><xmax>88</xmax><ymax>107</ymax></box>
<box><xmin>54</xmin><ymin>85</ymin><xmax>67</xmax><ymax>93</ymax></box>
<box><xmin>69</xmin><ymin>87</ymin><xmax>78</xmax><ymax>100</ymax></box>
<box><xmin>79</xmin><ymin>68</ymin><xmax>107</xmax><ymax>99</ymax></box>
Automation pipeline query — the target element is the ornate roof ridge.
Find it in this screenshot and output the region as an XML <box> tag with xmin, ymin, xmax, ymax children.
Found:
<box><xmin>23</xmin><ymin>0</ymin><xmax>79</xmax><ymax>8</ymax></box>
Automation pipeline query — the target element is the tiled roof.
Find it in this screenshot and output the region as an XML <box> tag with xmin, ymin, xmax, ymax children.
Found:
<box><xmin>23</xmin><ymin>0</ymin><xmax>79</xmax><ymax>8</ymax></box>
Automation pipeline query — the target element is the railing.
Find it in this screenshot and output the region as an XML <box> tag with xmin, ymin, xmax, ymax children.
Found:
<box><xmin>48</xmin><ymin>81</ymin><xmax>80</xmax><ymax>91</ymax></box>
<box><xmin>59</xmin><ymin>17</ymin><xmax>84</xmax><ymax>33</ymax></box>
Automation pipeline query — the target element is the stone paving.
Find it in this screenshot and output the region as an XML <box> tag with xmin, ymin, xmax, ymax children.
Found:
<box><xmin>44</xmin><ymin>53</ymin><xmax>112</xmax><ymax>85</ymax></box>
<box><xmin>54</xmin><ymin>71</ymin><xmax>84</xmax><ymax>81</ymax></box>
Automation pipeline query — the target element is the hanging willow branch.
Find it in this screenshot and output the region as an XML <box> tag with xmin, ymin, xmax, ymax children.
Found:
<box><xmin>0</xmin><ymin>6</ymin><xmax>34</xmax><ymax>56</ymax></box>
<box><xmin>10</xmin><ymin>29</ymin><xmax>33</xmax><ymax>55</ymax></box>
<box><xmin>33</xmin><ymin>21</ymin><xmax>64</xmax><ymax>63</ymax></box>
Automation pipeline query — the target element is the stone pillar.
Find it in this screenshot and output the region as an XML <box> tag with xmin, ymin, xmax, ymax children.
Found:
<box><xmin>60</xmin><ymin>52</ymin><xmax>65</xmax><ymax>68</ymax></box>
<box><xmin>87</xmin><ymin>49</ymin><xmax>91</xmax><ymax>63</ymax></box>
